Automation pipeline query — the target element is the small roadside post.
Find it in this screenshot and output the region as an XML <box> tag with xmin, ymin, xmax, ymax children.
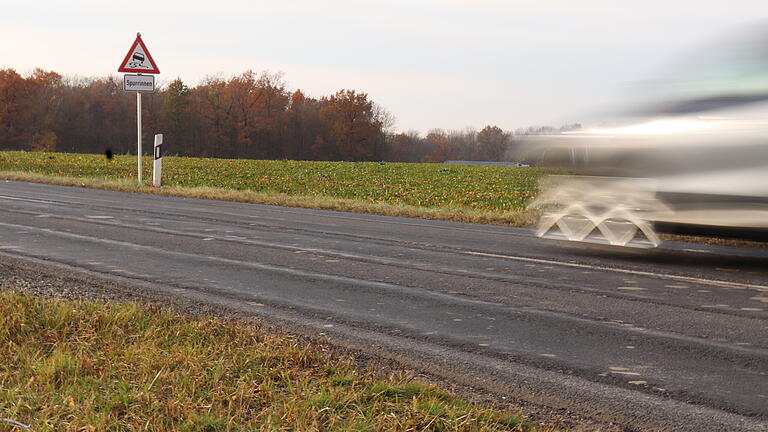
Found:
<box><xmin>153</xmin><ymin>134</ymin><xmax>163</xmax><ymax>187</ymax></box>
<box><xmin>118</xmin><ymin>32</ymin><xmax>160</xmax><ymax>184</ymax></box>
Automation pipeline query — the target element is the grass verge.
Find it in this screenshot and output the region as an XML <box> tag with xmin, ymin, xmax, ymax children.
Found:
<box><xmin>0</xmin><ymin>290</ymin><xmax>540</xmax><ymax>431</ymax></box>
<box><xmin>0</xmin><ymin>152</ymin><xmax>545</xmax><ymax>227</ymax></box>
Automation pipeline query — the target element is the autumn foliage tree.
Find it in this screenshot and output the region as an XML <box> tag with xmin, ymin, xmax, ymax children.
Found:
<box><xmin>283</xmin><ymin>90</ymin><xmax>323</xmax><ymax>160</ymax></box>
<box><xmin>0</xmin><ymin>69</ymin><xmax>32</xmax><ymax>149</ymax></box>
<box><xmin>26</xmin><ymin>69</ymin><xmax>63</xmax><ymax>152</ymax></box>
<box><xmin>476</xmin><ymin>125</ymin><xmax>508</xmax><ymax>161</ymax></box>
<box><xmin>189</xmin><ymin>71</ymin><xmax>289</xmax><ymax>158</ymax></box>
<box><xmin>320</xmin><ymin>90</ymin><xmax>383</xmax><ymax>161</ymax></box>
<box><xmin>0</xmin><ymin>67</ymin><xmax>566</xmax><ymax>163</ymax></box>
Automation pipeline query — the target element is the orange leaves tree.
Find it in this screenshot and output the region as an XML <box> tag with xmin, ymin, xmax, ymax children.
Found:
<box><xmin>0</xmin><ymin>68</ymin><xmax>395</xmax><ymax>161</ymax></box>
<box><xmin>283</xmin><ymin>90</ymin><xmax>324</xmax><ymax>160</ymax></box>
<box><xmin>26</xmin><ymin>69</ymin><xmax>63</xmax><ymax>152</ymax></box>
<box><xmin>319</xmin><ymin>90</ymin><xmax>383</xmax><ymax>161</ymax></box>
<box><xmin>192</xmin><ymin>71</ymin><xmax>289</xmax><ymax>159</ymax></box>
<box><xmin>422</xmin><ymin>130</ymin><xmax>459</xmax><ymax>163</ymax></box>
<box><xmin>0</xmin><ymin>69</ymin><xmax>33</xmax><ymax>149</ymax></box>
<box><xmin>0</xmin><ymin>68</ymin><xmax>535</xmax><ymax>163</ymax></box>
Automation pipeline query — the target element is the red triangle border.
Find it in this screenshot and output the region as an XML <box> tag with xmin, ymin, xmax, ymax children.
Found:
<box><xmin>118</xmin><ymin>35</ymin><xmax>160</xmax><ymax>74</ymax></box>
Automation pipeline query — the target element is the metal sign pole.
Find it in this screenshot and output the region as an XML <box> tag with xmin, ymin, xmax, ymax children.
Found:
<box><xmin>119</xmin><ymin>31</ymin><xmax>158</xmax><ymax>184</ymax></box>
<box><xmin>137</xmin><ymin>91</ymin><xmax>142</xmax><ymax>183</ymax></box>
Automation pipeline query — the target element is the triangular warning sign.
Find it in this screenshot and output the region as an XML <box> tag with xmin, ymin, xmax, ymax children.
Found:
<box><xmin>118</xmin><ymin>34</ymin><xmax>160</xmax><ymax>74</ymax></box>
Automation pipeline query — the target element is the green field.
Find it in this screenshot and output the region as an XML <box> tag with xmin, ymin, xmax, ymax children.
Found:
<box><xmin>0</xmin><ymin>290</ymin><xmax>540</xmax><ymax>431</ymax></box>
<box><xmin>0</xmin><ymin>152</ymin><xmax>547</xmax><ymax>222</ymax></box>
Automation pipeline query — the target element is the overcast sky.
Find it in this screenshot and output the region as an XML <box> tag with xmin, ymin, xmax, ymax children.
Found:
<box><xmin>1</xmin><ymin>1</ymin><xmax>766</xmax><ymax>133</ymax></box>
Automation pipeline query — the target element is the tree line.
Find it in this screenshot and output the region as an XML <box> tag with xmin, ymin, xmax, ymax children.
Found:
<box><xmin>0</xmin><ymin>68</ymin><xmax>579</xmax><ymax>162</ymax></box>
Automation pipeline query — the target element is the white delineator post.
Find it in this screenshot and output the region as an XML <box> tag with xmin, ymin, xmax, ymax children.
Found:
<box><xmin>153</xmin><ymin>134</ymin><xmax>163</xmax><ymax>187</ymax></box>
<box><xmin>137</xmin><ymin>90</ymin><xmax>142</xmax><ymax>183</ymax></box>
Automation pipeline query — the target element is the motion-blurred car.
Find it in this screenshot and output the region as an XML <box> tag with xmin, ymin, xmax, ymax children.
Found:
<box><xmin>528</xmin><ymin>27</ymin><xmax>768</xmax><ymax>247</ymax></box>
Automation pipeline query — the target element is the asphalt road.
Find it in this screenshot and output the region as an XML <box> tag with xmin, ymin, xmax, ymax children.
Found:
<box><xmin>1</xmin><ymin>180</ymin><xmax>766</xmax><ymax>431</ymax></box>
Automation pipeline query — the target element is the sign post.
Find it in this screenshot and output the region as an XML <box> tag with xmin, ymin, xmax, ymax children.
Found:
<box><xmin>137</xmin><ymin>92</ymin><xmax>142</xmax><ymax>182</ymax></box>
<box><xmin>118</xmin><ymin>32</ymin><xmax>160</xmax><ymax>184</ymax></box>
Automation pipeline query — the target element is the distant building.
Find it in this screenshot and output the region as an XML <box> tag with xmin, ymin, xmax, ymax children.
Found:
<box><xmin>445</xmin><ymin>160</ymin><xmax>530</xmax><ymax>167</ymax></box>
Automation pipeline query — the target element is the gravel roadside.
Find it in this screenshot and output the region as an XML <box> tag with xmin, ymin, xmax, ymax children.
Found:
<box><xmin>0</xmin><ymin>251</ymin><xmax>621</xmax><ymax>431</ymax></box>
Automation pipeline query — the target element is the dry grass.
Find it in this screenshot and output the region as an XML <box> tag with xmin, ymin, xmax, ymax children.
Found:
<box><xmin>0</xmin><ymin>290</ymin><xmax>541</xmax><ymax>431</ymax></box>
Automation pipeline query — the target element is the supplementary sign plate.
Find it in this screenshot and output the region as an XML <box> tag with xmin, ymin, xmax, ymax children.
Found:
<box><xmin>124</xmin><ymin>74</ymin><xmax>155</xmax><ymax>92</ymax></box>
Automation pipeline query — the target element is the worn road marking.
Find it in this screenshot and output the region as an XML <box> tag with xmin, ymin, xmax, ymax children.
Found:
<box><xmin>464</xmin><ymin>250</ymin><xmax>768</xmax><ymax>292</ymax></box>
<box><xmin>0</xmin><ymin>194</ymin><xmax>50</xmax><ymax>204</ymax></box>
<box><xmin>8</xmin><ymin>201</ymin><xmax>766</xmax><ymax>295</ymax></box>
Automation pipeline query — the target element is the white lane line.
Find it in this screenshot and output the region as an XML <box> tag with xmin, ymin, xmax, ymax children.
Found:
<box><xmin>3</xmin><ymin>200</ymin><xmax>768</xmax><ymax>293</ymax></box>
<box><xmin>3</xmin><ymin>220</ymin><xmax>768</xmax><ymax>358</ymax></box>
<box><xmin>0</xmin><ymin>194</ymin><xmax>52</xmax><ymax>204</ymax></box>
<box><xmin>464</xmin><ymin>250</ymin><xmax>768</xmax><ymax>292</ymax></box>
<box><xmin>3</xmin><ymin>210</ymin><xmax>538</xmax><ymax>288</ymax></box>
<box><xmin>0</xmin><ymin>221</ymin><xmax>452</xmax><ymax>298</ymax></box>
<box><xmin>22</xmin><ymin>212</ymin><xmax>768</xmax><ymax>293</ymax></box>
<box><xmin>0</xmin><ymin>191</ymin><xmax>524</xmax><ymax>236</ymax></box>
